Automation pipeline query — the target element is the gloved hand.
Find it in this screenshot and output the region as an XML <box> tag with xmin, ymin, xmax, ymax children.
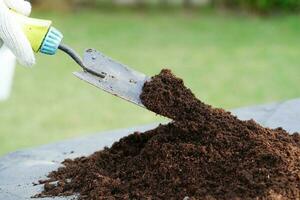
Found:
<box><xmin>0</xmin><ymin>0</ymin><xmax>35</xmax><ymax>66</ymax></box>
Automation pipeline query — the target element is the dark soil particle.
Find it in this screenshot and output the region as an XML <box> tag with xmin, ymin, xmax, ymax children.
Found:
<box><xmin>36</xmin><ymin>69</ymin><xmax>300</xmax><ymax>200</ymax></box>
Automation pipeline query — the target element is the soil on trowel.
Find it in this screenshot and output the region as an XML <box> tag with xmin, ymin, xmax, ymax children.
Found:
<box><xmin>35</xmin><ymin>69</ymin><xmax>300</xmax><ymax>200</ymax></box>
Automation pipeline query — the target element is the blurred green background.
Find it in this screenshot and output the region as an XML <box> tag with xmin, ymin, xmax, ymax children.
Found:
<box><xmin>0</xmin><ymin>0</ymin><xmax>300</xmax><ymax>156</ymax></box>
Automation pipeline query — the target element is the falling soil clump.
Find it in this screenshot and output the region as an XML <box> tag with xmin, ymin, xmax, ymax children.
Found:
<box><xmin>36</xmin><ymin>69</ymin><xmax>300</xmax><ymax>199</ymax></box>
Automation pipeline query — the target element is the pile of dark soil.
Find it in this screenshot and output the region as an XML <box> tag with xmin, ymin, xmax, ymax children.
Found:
<box><xmin>36</xmin><ymin>70</ymin><xmax>300</xmax><ymax>200</ymax></box>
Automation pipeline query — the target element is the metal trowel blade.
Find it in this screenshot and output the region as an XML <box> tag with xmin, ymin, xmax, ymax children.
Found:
<box><xmin>73</xmin><ymin>49</ymin><xmax>150</xmax><ymax>107</ymax></box>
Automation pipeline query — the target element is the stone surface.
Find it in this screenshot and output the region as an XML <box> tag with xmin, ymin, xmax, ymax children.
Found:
<box><xmin>0</xmin><ymin>98</ymin><xmax>300</xmax><ymax>200</ymax></box>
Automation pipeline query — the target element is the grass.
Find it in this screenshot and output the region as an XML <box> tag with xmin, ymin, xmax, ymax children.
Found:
<box><xmin>0</xmin><ymin>9</ymin><xmax>299</xmax><ymax>156</ymax></box>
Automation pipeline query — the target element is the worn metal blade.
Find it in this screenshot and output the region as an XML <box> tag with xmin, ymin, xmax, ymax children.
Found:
<box><xmin>73</xmin><ymin>49</ymin><xmax>150</xmax><ymax>107</ymax></box>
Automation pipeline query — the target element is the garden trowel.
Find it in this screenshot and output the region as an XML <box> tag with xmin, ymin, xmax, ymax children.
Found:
<box><xmin>13</xmin><ymin>11</ymin><xmax>150</xmax><ymax>107</ymax></box>
<box><xmin>74</xmin><ymin>49</ymin><xmax>150</xmax><ymax>107</ymax></box>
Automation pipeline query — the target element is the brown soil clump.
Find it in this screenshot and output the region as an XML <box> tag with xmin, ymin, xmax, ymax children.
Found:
<box><xmin>36</xmin><ymin>69</ymin><xmax>300</xmax><ymax>200</ymax></box>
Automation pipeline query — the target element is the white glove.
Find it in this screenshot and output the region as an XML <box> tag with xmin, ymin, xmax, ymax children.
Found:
<box><xmin>0</xmin><ymin>0</ymin><xmax>35</xmax><ymax>66</ymax></box>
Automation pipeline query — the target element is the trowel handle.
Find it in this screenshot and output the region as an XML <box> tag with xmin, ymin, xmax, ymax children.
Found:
<box><xmin>11</xmin><ymin>11</ymin><xmax>63</xmax><ymax>55</ymax></box>
<box><xmin>11</xmin><ymin>11</ymin><xmax>85</xmax><ymax>69</ymax></box>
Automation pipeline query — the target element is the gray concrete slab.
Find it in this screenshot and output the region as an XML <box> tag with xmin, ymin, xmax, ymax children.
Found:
<box><xmin>1</xmin><ymin>98</ymin><xmax>300</xmax><ymax>200</ymax></box>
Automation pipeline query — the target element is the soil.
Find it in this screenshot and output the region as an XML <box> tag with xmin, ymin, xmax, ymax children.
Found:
<box><xmin>35</xmin><ymin>69</ymin><xmax>300</xmax><ymax>200</ymax></box>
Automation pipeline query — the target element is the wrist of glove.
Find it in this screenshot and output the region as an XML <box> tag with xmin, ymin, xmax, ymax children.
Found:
<box><xmin>0</xmin><ymin>0</ymin><xmax>35</xmax><ymax>67</ymax></box>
